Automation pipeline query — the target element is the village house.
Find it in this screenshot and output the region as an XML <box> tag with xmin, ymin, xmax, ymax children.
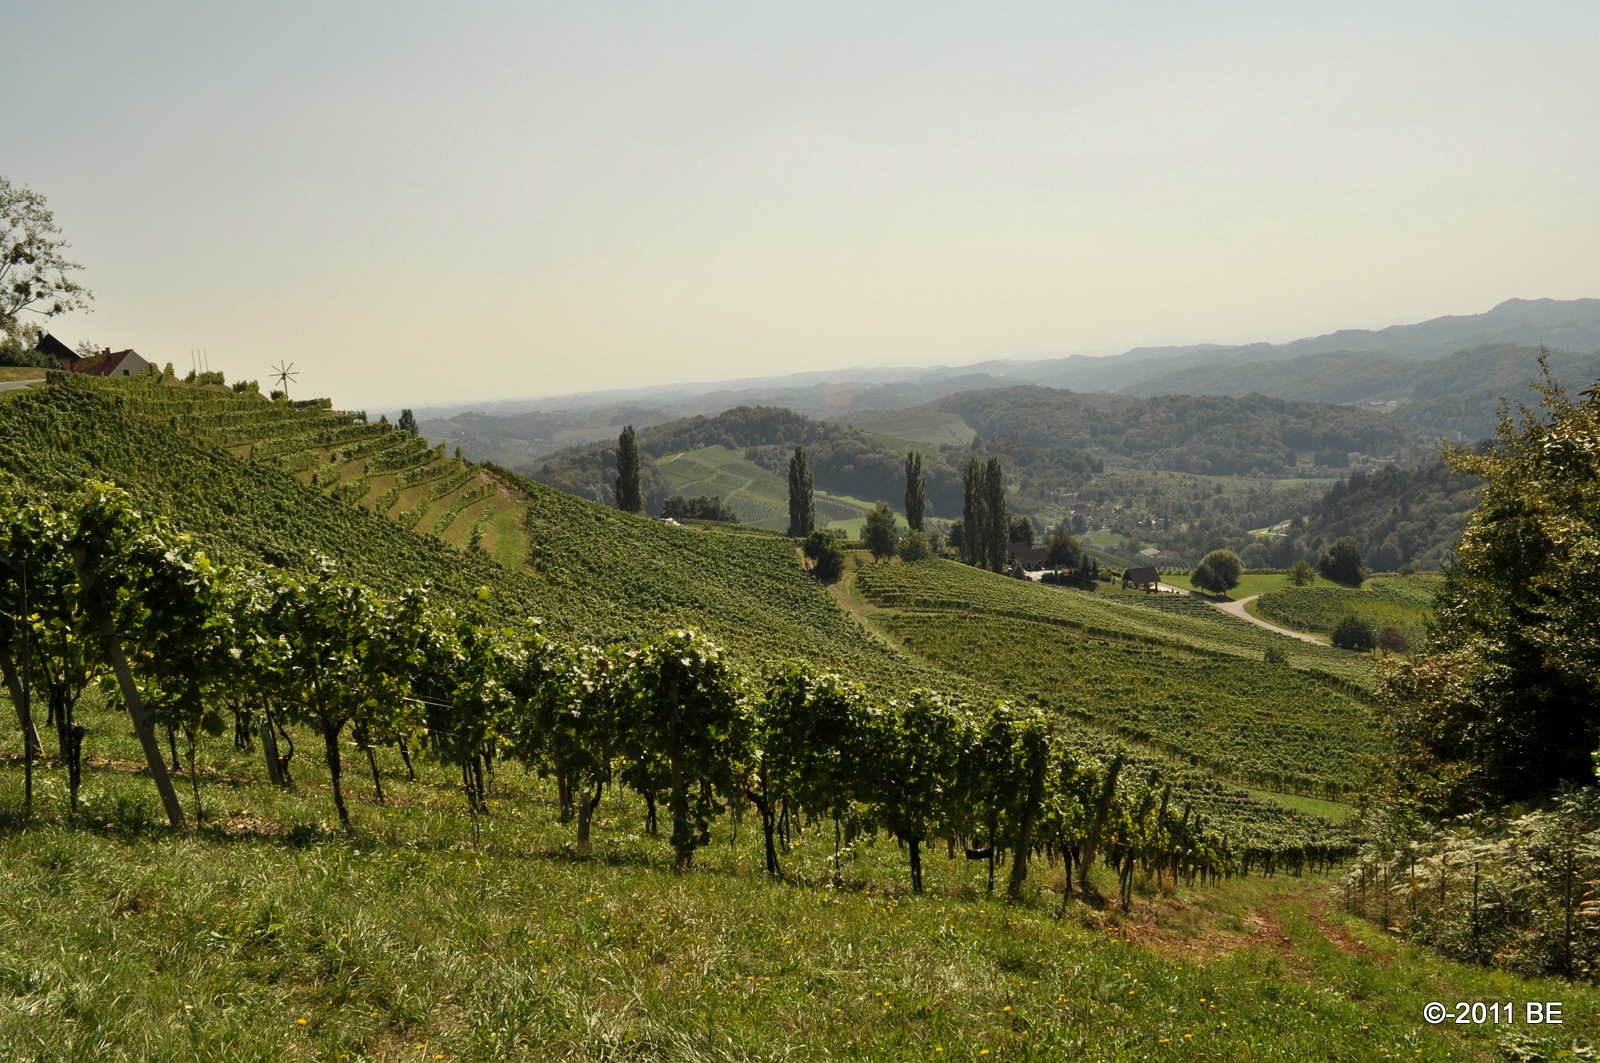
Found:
<box><xmin>1006</xmin><ymin>541</ymin><xmax>1049</xmax><ymax>571</ymax></box>
<box><xmin>1121</xmin><ymin>565</ymin><xmax>1160</xmax><ymax>591</ymax></box>
<box><xmin>77</xmin><ymin>348</ymin><xmax>152</xmax><ymax>378</ymax></box>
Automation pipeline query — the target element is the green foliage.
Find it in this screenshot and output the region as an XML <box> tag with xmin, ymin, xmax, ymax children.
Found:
<box><xmin>787</xmin><ymin>446</ymin><xmax>814</xmax><ymax>537</ymax></box>
<box><xmin>1379</xmin><ymin>368</ymin><xmax>1600</xmax><ymax>809</ymax></box>
<box><xmin>855</xmin><ymin>557</ymin><xmax>1373</xmax><ymax>684</ymax></box>
<box><xmin>1044</xmin><ymin>525</ymin><xmax>1082</xmax><ymax>570</ymax></box>
<box><xmin>1348</xmin><ymin>789</ymin><xmax>1600</xmax><ymax>980</ymax></box>
<box><xmin>621</xmin><ymin>630</ymin><xmax>745</xmax><ymax>868</ymax></box>
<box><xmin>1288</xmin><ymin>558</ymin><xmax>1316</xmax><ymax>585</ymax></box>
<box><xmin>876</xmin><ymin>611</ymin><xmax>1375</xmax><ymax>801</ymax></box>
<box><xmin>896</xmin><ymin>529</ymin><xmax>933</xmax><ymax>563</ymax></box>
<box><xmin>1191</xmin><ymin>550</ymin><xmax>1242</xmax><ymax>594</ymax></box>
<box><xmin>1305</xmin><ymin>457</ymin><xmax>1478</xmax><ymax>569</ymax></box>
<box><xmin>802</xmin><ymin>530</ymin><xmax>845</xmax><ymax>583</ymax></box>
<box><xmin>1330</xmin><ymin>614</ymin><xmax>1376</xmax><ymax>653</ymax></box>
<box><xmin>862</xmin><ymin>502</ymin><xmax>899</xmax><ymax>561</ymax></box>
<box><xmin>0</xmin><ymin>176</ymin><xmax>92</xmax><ymax>325</ymax></box>
<box><xmin>1255</xmin><ymin>577</ymin><xmax>1437</xmax><ymax>646</ymax></box>
<box><xmin>903</xmin><ymin>451</ymin><xmax>925</xmax><ymax>531</ymax></box>
<box><xmin>1318</xmin><ymin>536</ymin><xmax>1366</xmax><ymax>585</ymax></box>
<box><xmin>614</xmin><ymin>424</ymin><xmax>642</xmax><ymax>513</ymax></box>
<box><xmin>935</xmin><ymin>387</ymin><xmax>1408</xmax><ymax>477</ymax></box>
<box><xmin>661</xmin><ymin>494</ymin><xmax>741</xmax><ymax>523</ymax></box>
<box><xmin>860</xmin><ymin>690</ymin><xmax>965</xmax><ymax>891</ymax></box>
<box><xmin>961</xmin><ymin>457</ymin><xmax>1008</xmax><ymax>571</ymax></box>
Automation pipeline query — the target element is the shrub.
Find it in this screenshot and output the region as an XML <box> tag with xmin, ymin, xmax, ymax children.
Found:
<box><xmin>803</xmin><ymin>529</ymin><xmax>844</xmax><ymax>583</ymax></box>
<box><xmin>1330</xmin><ymin>613</ymin><xmax>1376</xmax><ymax>652</ymax></box>
<box><xmin>662</xmin><ymin>495</ymin><xmax>741</xmax><ymax>523</ymax></box>
<box><xmin>897</xmin><ymin>529</ymin><xmax>933</xmax><ymax>563</ymax></box>
<box><xmin>1287</xmin><ymin>559</ymin><xmax>1315</xmax><ymax>586</ymax></box>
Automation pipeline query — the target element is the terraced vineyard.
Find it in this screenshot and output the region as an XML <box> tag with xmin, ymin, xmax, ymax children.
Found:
<box><xmin>106</xmin><ymin>380</ymin><xmax>531</xmax><ymax>565</ymax></box>
<box><xmin>855</xmin><ymin>559</ymin><xmax>1375</xmax><ymax>686</ymax></box>
<box><xmin>873</xmin><ymin>611</ymin><xmax>1378</xmax><ymax>800</ymax></box>
<box><xmin>1254</xmin><ymin>574</ymin><xmax>1440</xmax><ymax>646</ymax></box>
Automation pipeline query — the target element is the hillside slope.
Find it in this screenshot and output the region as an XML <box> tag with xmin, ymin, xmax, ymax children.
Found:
<box><xmin>0</xmin><ymin>374</ymin><xmax>1367</xmax><ymax>852</ymax></box>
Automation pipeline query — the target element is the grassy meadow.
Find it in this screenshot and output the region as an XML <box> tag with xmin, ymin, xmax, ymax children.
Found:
<box><xmin>1252</xmin><ymin>575</ymin><xmax>1441</xmax><ymax>647</ymax></box>
<box><xmin>1</xmin><ymin>695</ymin><xmax>1594</xmax><ymax>1062</ymax></box>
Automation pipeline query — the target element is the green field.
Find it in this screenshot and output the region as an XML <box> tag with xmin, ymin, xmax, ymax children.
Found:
<box><xmin>872</xmin><ymin>610</ymin><xmax>1377</xmax><ymax>800</ymax></box>
<box><xmin>1159</xmin><ymin>572</ymin><xmax>1301</xmax><ymax>600</ymax></box>
<box><xmin>656</xmin><ymin>445</ymin><xmax>871</xmax><ymax>531</ymax></box>
<box><xmin>1253</xmin><ymin>575</ymin><xmax>1440</xmax><ymax>646</ymax></box>
<box><xmin>2</xmin><ymin>695</ymin><xmax>1587</xmax><ymax>1061</ymax></box>
<box><xmin>856</xmin><ymin>560</ymin><xmax>1373</xmax><ymax>686</ymax></box>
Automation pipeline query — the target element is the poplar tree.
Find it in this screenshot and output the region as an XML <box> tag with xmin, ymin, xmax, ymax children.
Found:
<box><xmin>985</xmin><ymin>457</ymin><xmax>1008</xmax><ymax>573</ymax></box>
<box><xmin>614</xmin><ymin>425</ymin><xmax>643</xmax><ymax>513</ymax></box>
<box><xmin>787</xmin><ymin>446</ymin><xmax>814</xmax><ymax>537</ymax></box>
<box><xmin>961</xmin><ymin>458</ymin><xmax>989</xmax><ymax>568</ymax></box>
<box><xmin>904</xmin><ymin>451</ymin><xmax>926</xmax><ymax>532</ymax></box>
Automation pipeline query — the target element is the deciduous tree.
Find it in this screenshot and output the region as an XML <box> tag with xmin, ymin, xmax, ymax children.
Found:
<box><xmin>0</xmin><ymin>177</ymin><xmax>92</xmax><ymax>327</ymax></box>
<box><xmin>862</xmin><ymin>502</ymin><xmax>899</xmax><ymax>562</ymax></box>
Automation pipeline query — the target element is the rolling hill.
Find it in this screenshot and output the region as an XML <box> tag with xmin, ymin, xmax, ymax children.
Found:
<box><xmin>403</xmin><ymin>296</ymin><xmax>1600</xmax><ymax>427</ymax></box>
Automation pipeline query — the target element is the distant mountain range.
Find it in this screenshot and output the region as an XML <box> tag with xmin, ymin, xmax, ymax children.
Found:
<box><xmin>408</xmin><ymin>297</ymin><xmax>1600</xmax><ymax>428</ymax></box>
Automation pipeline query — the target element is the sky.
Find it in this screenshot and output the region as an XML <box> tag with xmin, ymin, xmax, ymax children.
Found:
<box><xmin>4</xmin><ymin>2</ymin><xmax>1599</xmax><ymax>410</ymax></box>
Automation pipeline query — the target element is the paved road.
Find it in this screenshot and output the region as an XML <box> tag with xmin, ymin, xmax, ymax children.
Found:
<box><xmin>0</xmin><ymin>380</ymin><xmax>40</xmax><ymax>393</ymax></box>
<box><xmin>1157</xmin><ymin>584</ymin><xmax>1325</xmax><ymax>645</ymax></box>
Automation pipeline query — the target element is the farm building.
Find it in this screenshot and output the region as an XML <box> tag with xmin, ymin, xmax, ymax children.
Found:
<box><xmin>1007</xmin><ymin>542</ymin><xmax>1049</xmax><ymax>570</ymax></box>
<box><xmin>76</xmin><ymin>348</ymin><xmax>152</xmax><ymax>378</ymax></box>
<box><xmin>1121</xmin><ymin>565</ymin><xmax>1159</xmax><ymax>591</ymax></box>
<box><xmin>33</xmin><ymin>332</ymin><xmax>80</xmax><ymax>368</ymax></box>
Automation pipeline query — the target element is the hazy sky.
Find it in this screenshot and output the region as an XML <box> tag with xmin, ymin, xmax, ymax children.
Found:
<box><xmin>5</xmin><ymin>3</ymin><xmax>1598</xmax><ymax>409</ymax></box>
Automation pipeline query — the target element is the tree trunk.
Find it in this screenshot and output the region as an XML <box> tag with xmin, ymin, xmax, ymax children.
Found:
<box><xmin>751</xmin><ymin>794</ymin><xmax>778</xmax><ymax>877</ymax></box>
<box><xmin>666</xmin><ymin>676</ymin><xmax>693</xmax><ymax>870</ymax></box>
<box><xmin>261</xmin><ymin>717</ymin><xmax>285</xmax><ymax>786</ymax></box>
<box><xmin>556</xmin><ymin>769</ymin><xmax>573</xmax><ymax>824</ymax></box>
<box><xmin>644</xmin><ymin>788</ymin><xmax>658</xmax><ymax>836</ymax></box>
<box><xmin>99</xmin><ymin>621</ymin><xmax>186</xmax><ymax>829</ymax></box>
<box><xmin>0</xmin><ymin>649</ymin><xmax>42</xmax><ymax>755</ymax></box>
<box><xmin>576</xmin><ymin>781</ymin><xmax>603</xmax><ymax>856</ymax></box>
<box><xmin>1009</xmin><ymin>750</ymin><xmax>1048</xmax><ymax>900</ymax></box>
<box><xmin>364</xmin><ymin>732</ymin><xmax>385</xmax><ymax>804</ymax></box>
<box><xmin>1077</xmin><ymin>755</ymin><xmax>1122</xmax><ymax>894</ymax></box>
<box><xmin>321</xmin><ymin>718</ymin><xmax>350</xmax><ymax>830</ymax></box>
<box><xmin>909</xmin><ymin>836</ymin><xmax>924</xmax><ymax>893</ymax></box>
<box><xmin>397</xmin><ymin>737</ymin><xmax>416</xmax><ymax>781</ymax></box>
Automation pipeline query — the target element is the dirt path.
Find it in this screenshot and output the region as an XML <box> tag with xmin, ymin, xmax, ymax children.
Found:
<box><xmin>1157</xmin><ymin>583</ymin><xmax>1324</xmax><ymax>644</ymax></box>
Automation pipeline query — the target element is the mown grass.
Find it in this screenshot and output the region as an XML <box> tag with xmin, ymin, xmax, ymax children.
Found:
<box><xmin>1158</xmin><ymin>573</ymin><xmax>1299</xmax><ymax>600</ymax></box>
<box><xmin>1241</xmin><ymin>789</ymin><xmax>1353</xmax><ymax>824</ymax></box>
<box><xmin>1</xmin><ymin>698</ymin><xmax>1593</xmax><ymax>1061</ymax></box>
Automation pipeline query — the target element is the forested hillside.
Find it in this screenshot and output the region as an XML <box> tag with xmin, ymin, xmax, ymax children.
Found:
<box><xmin>928</xmin><ymin>388</ymin><xmax>1411</xmax><ymax>475</ymax></box>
